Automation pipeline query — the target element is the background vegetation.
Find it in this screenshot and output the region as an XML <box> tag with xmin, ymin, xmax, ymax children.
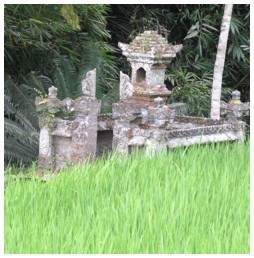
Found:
<box><xmin>4</xmin><ymin>4</ymin><xmax>250</xmax><ymax>164</ymax></box>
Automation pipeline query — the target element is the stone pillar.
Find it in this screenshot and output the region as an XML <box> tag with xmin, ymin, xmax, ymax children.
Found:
<box><xmin>112</xmin><ymin>120</ymin><xmax>130</xmax><ymax>154</ymax></box>
<box><xmin>36</xmin><ymin>86</ymin><xmax>61</xmax><ymax>171</ymax></box>
<box><xmin>36</xmin><ymin>68</ymin><xmax>101</xmax><ymax>172</ymax></box>
<box><xmin>71</xmin><ymin>97</ymin><xmax>101</xmax><ymax>161</ymax></box>
<box><xmin>38</xmin><ymin>126</ymin><xmax>54</xmax><ymax>170</ymax></box>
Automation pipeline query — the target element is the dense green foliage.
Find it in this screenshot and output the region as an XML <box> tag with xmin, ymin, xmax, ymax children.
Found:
<box><xmin>4</xmin><ymin>4</ymin><xmax>249</xmax><ymax>164</ymax></box>
<box><xmin>5</xmin><ymin>142</ymin><xmax>249</xmax><ymax>253</ymax></box>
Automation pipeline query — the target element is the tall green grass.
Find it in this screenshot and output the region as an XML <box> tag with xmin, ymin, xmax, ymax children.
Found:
<box><xmin>5</xmin><ymin>142</ymin><xmax>249</xmax><ymax>253</ymax></box>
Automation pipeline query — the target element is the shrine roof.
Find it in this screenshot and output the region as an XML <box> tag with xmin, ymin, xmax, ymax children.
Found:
<box><xmin>118</xmin><ymin>30</ymin><xmax>183</xmax><ymax>59</ymax></box>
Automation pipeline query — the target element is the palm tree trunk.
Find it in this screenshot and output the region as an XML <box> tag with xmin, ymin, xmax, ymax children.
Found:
<box><xmin>210</xmin><ymin>4</ymin><xmax>233</xmax><ymax>120</ymax></box>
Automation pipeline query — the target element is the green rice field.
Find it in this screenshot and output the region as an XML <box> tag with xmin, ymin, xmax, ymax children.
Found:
<box><xmin>4</xmin><ymin>141</ymin><xmax>250</xmax><ymax>253</ymax></box>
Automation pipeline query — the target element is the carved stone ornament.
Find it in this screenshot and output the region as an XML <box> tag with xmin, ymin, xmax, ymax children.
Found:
<box><xmin>82</xmin><ymin>68</ymin><xmax>96</xmax><ymax>99</ymax></box>
<box><xmin>48</xmin><ymin>86</ymin><xmax>58</xmax><ymax>99</ymax></box>
<box><xmin>119</xmin><ymin>71</ymin><xmax>133</xmax><ymax>100</ymax></box>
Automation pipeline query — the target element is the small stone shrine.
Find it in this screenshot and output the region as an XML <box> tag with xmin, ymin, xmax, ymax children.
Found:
<box><xmin>112</xmin><ymin>30</ymin><xmax>183</xmax><ymax>153</ymax></box>
<box><xmin>118</xmin><ymin>30</ymin><xmax>183</xmax><ymax>102</ymax></box>
<box><xmin>36</xmin><ymin>30</ymin><xmax>249</xmax><ymax>172</ymax></box>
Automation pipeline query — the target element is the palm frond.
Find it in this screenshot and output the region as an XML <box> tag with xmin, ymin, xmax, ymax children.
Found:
<box><xmin>4</xmin><ymin>95</ymin><xmax>39</xmax><ymax>165</ymax></box>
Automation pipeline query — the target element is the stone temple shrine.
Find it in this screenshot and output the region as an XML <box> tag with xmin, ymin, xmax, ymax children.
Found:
<box><xmin>36</xmin><ymin>30</ymin><xmax>249</xmax><ymax>171</ymax></box>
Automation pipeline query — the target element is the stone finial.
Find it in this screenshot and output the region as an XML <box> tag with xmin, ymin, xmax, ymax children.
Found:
<box><xmin>48</xmin><ymin>86</ymin><xmax>58</xmax><ymax>99</ymax></box>
<box><xmin>63</xmin><ymin>97</ymin><xmax>74</xmax><ymax>112</ymax></box>
<box><xmin>230</xmin><ymin>90</ymin><xmax>241</xmax><ymax>104</ymax></box>
<box><xmin>120</xmin><ymin>71</ymin><xmax>133</xmax><ymax>100</ymax></box>
<box><xmin>82</xmin><ymin>68</ymin><xmax>96</xmax><ymax>99</ymax></box>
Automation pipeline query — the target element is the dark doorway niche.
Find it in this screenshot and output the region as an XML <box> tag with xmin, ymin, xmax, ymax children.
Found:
<box><xmin>136</xmin><ymin>67</ymin><xmax>146</xmax><ymax>83</ymax></box>
<box><xmin>96</xmin><ymin>130</ymin><xmax>113</xmax><ymax>155</ymax></box>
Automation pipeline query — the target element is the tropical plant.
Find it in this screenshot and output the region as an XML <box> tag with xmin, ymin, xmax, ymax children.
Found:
<box><xmin>5</xmin><ymin>4</ymin><xmax>119</xmax><ymax>103</ymax></box>
<box><xmin>4</xmin><ymin>95</ymin><xmax>39</xmax><ymax>165</ymax></box>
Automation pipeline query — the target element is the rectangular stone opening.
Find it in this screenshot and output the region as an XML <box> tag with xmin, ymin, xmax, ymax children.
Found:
<box><xmin>96</xmin><ymin>130</ymin><xmax>113</xmax><ymax>155</ymax></box>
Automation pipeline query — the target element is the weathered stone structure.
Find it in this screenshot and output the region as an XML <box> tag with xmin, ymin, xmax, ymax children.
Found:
<box><xmin>36</xmin><ymin>69</ymin><xmax>100</xmax><ymax>171</ymax></box>
<box><xmin>36</xmin><ymin>30</ymin><xmax>249</xmax><ymax>172</ymax></box>
<box><xmin>112</xmin><ymin>30</ymin><xmax>248</xmax><ymax>154</ymax></box>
